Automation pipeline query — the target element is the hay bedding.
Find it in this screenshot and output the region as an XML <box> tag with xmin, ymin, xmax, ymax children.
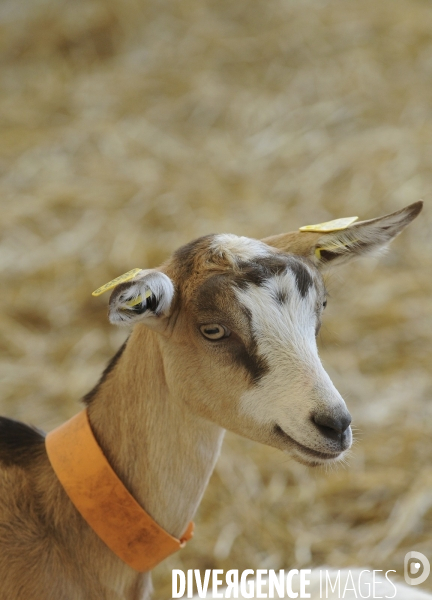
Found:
<box><xmin>0</xmin><ymin>0</ymin><xmax>431</xmax><ymax>597</ymax></box>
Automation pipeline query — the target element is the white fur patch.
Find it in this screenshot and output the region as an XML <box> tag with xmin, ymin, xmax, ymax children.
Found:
<box><xmin>211</xmin><ymin>235</ymin><xmax>271</xmax><ymax>263</ymax></box>
<box><xmin>234</xmin><ymin>269</ymin><xmax>351</xmax><ymax>460</ymax></box>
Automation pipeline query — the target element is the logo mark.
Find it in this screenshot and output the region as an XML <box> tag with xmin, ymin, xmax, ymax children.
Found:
<box><xmin>404</xmin><ymin>551</ymin><xmax>430</xmax><ymax>586</ymax></box>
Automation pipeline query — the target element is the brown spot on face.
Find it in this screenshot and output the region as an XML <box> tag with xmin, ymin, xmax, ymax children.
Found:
<box><xmin>171</xmin><ymin>234</ymin><xmax>216</xmax><ymax>280</ymax></box>
<box><xmin>234</xmin><ymin>255</ymin><xmax>289</xmax><ymax>289</ymax></box>
<box><xmin>275</xmin><ymin>289</ymin><xmax>288</xmax><ymax>304</ymax></box>
<box><xmin>288</xmin><ymin>259</ymin><xmax>314</xmax><ymax>298</ymax></box>
<box><xmin>195</xmin><ymin>274</ymin><xmax>269</xmax><ymax>384</ymax></box>
<box><xmin>231</xmin><ymin>303</ymin><xmax>269</xmax><ymax>383</ymax></box>
<box><xmin>229</xmin><ymin>333</ymin><xmax>269</xmax><ymax>384</ymax></box>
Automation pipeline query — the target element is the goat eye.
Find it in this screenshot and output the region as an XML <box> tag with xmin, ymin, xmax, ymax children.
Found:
<box><xmin>323</xmin><ymin>300</ymin><xmax>327</xmax><ymax>309</ymax></box>
<box><xmin>200</xmin><ymin>324</ymin><xmax>230</xmax><ymax>340</ymax></box>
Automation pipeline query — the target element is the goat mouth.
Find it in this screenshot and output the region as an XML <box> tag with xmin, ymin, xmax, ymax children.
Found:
<box><xmin>273</xmin><ymin>425</ymin><xmax>342</xmax><ymax>462</ymax></box>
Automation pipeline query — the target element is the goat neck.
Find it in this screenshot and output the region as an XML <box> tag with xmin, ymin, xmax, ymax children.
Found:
<box><xmin>87</xmin><ymin>323</ymin><xmax>225</xmax><ymax>539</ymax></box>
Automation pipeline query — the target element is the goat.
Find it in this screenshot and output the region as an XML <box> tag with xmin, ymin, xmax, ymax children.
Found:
<box><xmin>0</xmin><ymin>202</ymin><xmax>423</xmax><ymax>600</ymax></box>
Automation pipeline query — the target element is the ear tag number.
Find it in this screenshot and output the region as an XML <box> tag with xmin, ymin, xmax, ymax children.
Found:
<box><xmin>299</xmin><ymin>216</ymin><xmax>358</xmax><ymax>233</ymax></box>
<box><xmin>91</xmin><ymin>268</ymin><xmax>143</xmax><ymax>297</ymax></box>
<box><xmin>125</xmin><ymin>290</ymin><xmax>152</xmax><ymax>308</ymax></box>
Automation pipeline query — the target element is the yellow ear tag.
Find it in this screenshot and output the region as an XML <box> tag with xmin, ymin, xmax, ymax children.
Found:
<box><xmin>124</xmin><ymin>290</ymin><xmax>152</xmax><ymax>308</ymax></box>
<box><xmin>299</xmin><ymin>216</ymin><xmax>358</xmax><ymax>233</ymax></box>
<box><xmin>91</xmin><ymin>268</ymin><xmax>143</xmax><ymax>297</ymax></box>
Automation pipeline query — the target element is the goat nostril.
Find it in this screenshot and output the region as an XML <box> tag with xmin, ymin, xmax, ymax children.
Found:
<box><xmin>312</xmin><ymin>412</ymin><xmax>352</xmax><ymax>440</ymax></box>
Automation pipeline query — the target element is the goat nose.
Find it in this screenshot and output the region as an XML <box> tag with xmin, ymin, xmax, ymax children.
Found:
<box><xmin>312</xmin><ymin>411</ymin><xmax>352</xmax><ymax>442</ymax></box>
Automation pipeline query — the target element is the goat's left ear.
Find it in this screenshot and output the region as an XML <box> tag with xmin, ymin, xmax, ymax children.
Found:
<box><xmin>108</xmin><ymin>269</ymin><xmax>174</xmax><ymax>329</ymax></box>
<box><xmin>262</xmin><ymin>201</ymin><xmax>423</xmax><ymax>270</ymax></box>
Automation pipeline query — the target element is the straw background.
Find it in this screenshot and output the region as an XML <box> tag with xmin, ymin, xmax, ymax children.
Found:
<box><xmin>0</xmin><ymin>0</ymin><xmax>431</xmax><ymax>597</ymax></box>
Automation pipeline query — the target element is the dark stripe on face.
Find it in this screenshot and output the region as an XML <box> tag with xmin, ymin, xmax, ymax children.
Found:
<box><xmin>229</xmin><ymin>305</ymin><xmax>269</xmax><ymax>384</ymax></box>
<box><xmin>229</xmin><ymin>337</ymin><xmax>269</xmax><ymax>384</ymax></box>
<box><xmin>289</xmin><ymin>260</ymin><xmax>313</xmax><ymax>298</ymax></box>
<box><xmin>234</xmin><ymin>255</ymin><xmax>289</xmax><ymax>290</ymax></box>
<box><xmin>195</xmin><ymin>274</ymin><xmax>269</xmax><ymax>385</ymax></box>
<box><xmin>82</xmin><ymin>338</ymin><xmax>128</xmax><ymax>405</ymax></box>
<box><xmin>275</xmin><ymin>289</ymin><xmax>288</xmax><ymax>305</ymax></box>
<box><xmin>236</xmin><ymin>254</ymin><xmax>315</xmax><ymax>301</ymax></box>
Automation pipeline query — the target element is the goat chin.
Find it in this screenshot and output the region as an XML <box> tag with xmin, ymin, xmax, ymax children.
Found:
<box><xmin>179</xmin><ymin>569</ymin><xmax>432</xmax><ymax>600</ymax></box>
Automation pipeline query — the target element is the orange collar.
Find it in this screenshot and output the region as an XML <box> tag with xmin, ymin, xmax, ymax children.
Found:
<box><xmin>45</xmin><ymin>409</ymin><xmax>194</xmax><ymax>572</ymax></box>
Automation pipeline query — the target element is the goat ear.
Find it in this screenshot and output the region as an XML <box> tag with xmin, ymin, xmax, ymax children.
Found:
<box><xmin>262</xmin><ymin>201</ymin><xmax>423</xmax><ymax>270</ymax></box>
<box><xmin>108</xmin><ymin>269</ymin><xmax>174</xmax><ymax>328</ymax></box>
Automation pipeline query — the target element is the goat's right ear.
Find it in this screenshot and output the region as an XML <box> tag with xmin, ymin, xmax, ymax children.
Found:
<box><xmin>108</xmin><ymin>269</ymin><xmax>174</xmax><ymax>329</ymax></box>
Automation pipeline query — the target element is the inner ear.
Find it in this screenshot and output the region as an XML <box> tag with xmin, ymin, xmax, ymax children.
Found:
<box><xmin>317</xmin><ymin>249</ymin><xmax>338</xmax><ymax>262</ymax></box>
<box><xmin>122</xmin><ymin>287</ymin><xmax>158</xmax><ymax>315</ymax></box>
<box><xmin>108</xmin><ymin>270</ymin><xmax>174</xmax><ymax>327</ymax></box>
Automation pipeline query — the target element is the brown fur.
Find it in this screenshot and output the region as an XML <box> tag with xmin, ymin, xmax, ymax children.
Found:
<box><xmin>0</xmin><ymin>202</ymin><xmax>422</xmax><ymax>600</ymax></box>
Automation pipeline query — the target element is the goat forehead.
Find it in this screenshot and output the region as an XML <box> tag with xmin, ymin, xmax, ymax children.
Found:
<box><xmin>172</xmin><ymin>234</ymin><xmax>322</xmax><ymax>307</ymax></box>
<box><xmin>195</xmin><ymin>257</ymin><xmax>320</xmax><ymax>316</ymax></box>
<box><xmin>234</xmin><ymin>269</ymin><xmax>319</xmax><ymax>324</ymax></box>
<box><xmin>232</xmin><ymin>261</ymin><xmax>323</xmax><ymax>341</ymax></box>
<box><xmin>233</xmin><ymin>256</ymin><xmax>320</xmax><ymax>300</ymax></box>
<box><xmin>171</xmin><ymin>234</ymin><xmax>272</xmax><ymax>289</ymax></box>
